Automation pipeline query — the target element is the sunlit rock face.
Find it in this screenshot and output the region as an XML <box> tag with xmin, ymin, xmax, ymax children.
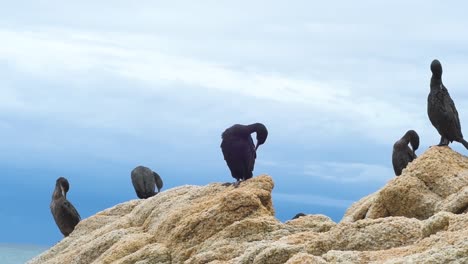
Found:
<box><xmin>28</xmin><ymin>147</ymin><xmax>468</xmax><ymax>263</ymax></box>
<box><xmin>344</xmin><ymin>146</ymin><xmax>468</xmax><ymax>222</ymax></box>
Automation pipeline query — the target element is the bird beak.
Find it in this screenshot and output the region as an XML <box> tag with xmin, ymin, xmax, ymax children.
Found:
<box><xmin>61</xmin><ymin>186</ymin><xmax>66</xmax><ymax>198</ymax></box>
<box><xmin>255</xmin><ymin>142</ymin><xmax>259</xmax><ymax>151</ymax></box>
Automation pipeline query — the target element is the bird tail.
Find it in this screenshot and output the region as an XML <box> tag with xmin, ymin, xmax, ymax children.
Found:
<box><xmin>460</xmin><ymin>138</ymin><xmax>468</xmax><ymax>150</ymax></box>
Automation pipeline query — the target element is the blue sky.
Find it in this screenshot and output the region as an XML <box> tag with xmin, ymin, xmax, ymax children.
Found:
<box><xmin>1</xmin><ymin>1</ymin><xmax>468</xmax><ymax>246</ymax></box>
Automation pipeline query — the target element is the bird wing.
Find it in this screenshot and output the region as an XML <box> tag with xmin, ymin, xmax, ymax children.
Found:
<box><xmin>442</xmin><ymin>85</ymin><xmax>462</xmax><ymax>132</ymax></box>
<box><xmin>60</xmin><ymin>199</ymin><xmax>81</xmax><ymax>221</ymax></box>
<box><xmin>220</xmin><ymin>137</ymin><xmax>233</xmax><ymax>161</ymax></box>
<box><xmin>392</xmin><ymin>146</ymin><xmax>415</xmax><ymax>176</ymax></box>
<box><xmin>221</xmin><ymin>135</ymin><xmax>254</xmax><ymax>180</ymax></box>
<box><xmin>248</xmin><ymin>135</ymin><xmax>256</xmax><ymax>159</ymax></box>
<box><xmin>248</xmin><ymin>135</ymin><xmax>256</xmax><ymax>173</ymax></box>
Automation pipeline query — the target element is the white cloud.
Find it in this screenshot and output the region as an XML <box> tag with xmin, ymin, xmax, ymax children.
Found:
<box><xmin>0</xmin><ymin>29</ymin><xmax>346</xmax><ymax>102</ymax></box>
<box><xmin>0</xmin><ymin>28</ymin><xmax>433</xmax><ymax>145</ymax></box>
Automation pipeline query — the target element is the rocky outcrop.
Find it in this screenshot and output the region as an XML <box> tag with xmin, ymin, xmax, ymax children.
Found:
<box><xmin>343</xmin><ymin>146</ymin><xmax>468</xmax><ymax>222</ymax></box>
<box><xmin>28</xmin><ymin>147</ymin><xmax>468</xmax><ymax>264</ymax></box>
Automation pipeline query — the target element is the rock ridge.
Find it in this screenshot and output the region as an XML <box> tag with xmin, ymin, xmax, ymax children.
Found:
<box><xmin>28</xmin><ymin>147</ymin><xmax>468</xmax><ymax>263</ymax></box>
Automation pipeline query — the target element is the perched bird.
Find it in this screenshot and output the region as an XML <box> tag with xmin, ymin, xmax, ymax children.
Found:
<box><xmin>292</xmin><ymin>213</ymin><xmax>306</xmax><ymax>219</ymax></box>
<box><xmin>392</xmin><ymin>130</ymin><xmax>419</xmax><ymax>176</ymax></box>
<box><xmin>428</xmin><ymin>59</ymin><xmax>468</xmax><ymax>148</ymax></box>
<box><xmin>131</xmin><ymin>166</ymin><xmax>163</xmax><ymax>199</ymax></box>
<box><xmin>50</xmin><ymin>177</ymin><xmax>81</xmax><ymax>237</ymax></box>
<box><xmin>220</xmin><ymin>123</ymin><xmax>268</xmax><ymax>187</ymax></box>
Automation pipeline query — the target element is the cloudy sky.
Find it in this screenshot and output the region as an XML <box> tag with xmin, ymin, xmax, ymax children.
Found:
<box><xmin>1</xmin><ymin>1</ymin><xmax>468</xmax><ymax>246</ymax></box>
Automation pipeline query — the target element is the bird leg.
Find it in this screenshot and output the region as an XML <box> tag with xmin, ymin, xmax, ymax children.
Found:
<box><xmin>222</xmin><ymin>180</ymin><xmax>240</xmax><ymax>187</ymax></box>
<box><xmin>437</xmin><ymin>137</ymin><xmax>449</xmax><ymax>146</ymax></box>
<box><xmin>233</xmin><ymin>179</ymin><xmax>242</xmax><ymax>188</ymax></box>
<box><xmin>222</xmin><ymin>179</ymin><xmax>242</xmax><ymax>187</ymax></box>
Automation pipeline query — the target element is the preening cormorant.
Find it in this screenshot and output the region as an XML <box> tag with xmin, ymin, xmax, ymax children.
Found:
<box><xmin>428</xmin><ymin>59</ymin><xmax>468</xmax><ymax>148</ymax></box>
<box><xmin>220</xmin><ymin>123</ymin><xmax>268</xmax><ymax>187</ymax></box>
<box><xmin>392</xmin><ymin>130</ymin><xmax>419</xmax><ymax>176</ymax></box>
<box><xmin>50</xmin><ymin>177</ymin><xmax>81</xmax><ymax>237</ymax></box>
<box><xmin>131</xmin><ymin>166</ymin><xmax>163</xmax><ymax>199</ymax></box>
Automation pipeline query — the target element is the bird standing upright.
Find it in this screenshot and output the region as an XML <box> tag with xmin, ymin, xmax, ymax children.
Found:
<box><xmin>427</xmin><ymin>59</ymin><xmax>468</xmax><ymax>149</ymax></box>
<box><xmin>221</xmin><ymin>123</ymin><xmax>268</xmax><ymax>187</ymax></box>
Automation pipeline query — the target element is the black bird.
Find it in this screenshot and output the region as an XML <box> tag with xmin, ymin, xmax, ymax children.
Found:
<box><xmin>50</xmin><ymin>177</ymin><xmax>81</xmax><ymax>237</ymax></box>
<box><xmin>392</xmin><ymin>130</ymin><xmax>419</xmax><ymax>176</ymax></box>
<box><xmin>220</xmin><ymin>123</ymin><xmax>268</xmax><ymax>187</ymax></box>
<box><xmin>131</xmin><ymin>166</ymin><xmax>163</xmax><ymax>199</ymax></box>
<box><xmin>292</xmin><ymin>213</ymin><xmax>306</xmax><ymax>219</ymax></box>
<box><xmin>428</xmin><ymin>59</ymin><xmax>468</xmax><ymax>148</ymax></box>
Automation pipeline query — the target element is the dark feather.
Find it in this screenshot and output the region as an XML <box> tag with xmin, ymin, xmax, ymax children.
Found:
<box><xmin>221</xmin><ymin>123</ymin><xmax>266</xmax><ymax>182</ymax></box>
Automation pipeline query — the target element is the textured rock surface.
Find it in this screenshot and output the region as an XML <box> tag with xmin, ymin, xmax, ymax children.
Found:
<box><xmin>29</xmin><ymin>147</ymin><xmax>468</xmax><ymax>264</ymax></box>
<box><xmin>344</xmin><ymin>146</ymin><xmax>468</xmax><ymax>222</ymax></box>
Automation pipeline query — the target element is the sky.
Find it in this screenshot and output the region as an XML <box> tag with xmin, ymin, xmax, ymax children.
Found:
<box><xmin>1</xmin><ymin>1</ymin><xmax>468</xmax><ymax>246</ymax></box>
<box><xmin>0</xmin><ymin>244</ymin><xmax>47</xmax><ymax>264</ymax></box>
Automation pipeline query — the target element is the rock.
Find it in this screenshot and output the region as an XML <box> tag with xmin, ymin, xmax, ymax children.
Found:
<box><xmin>28</xmin><ymin>147</ymin><xmax>468</xmax><ymax>263</ymax></box>
<box><xmin>285</xmin><ymin>214</ymin><xmax>336</xmax><ymax>232</ymax></box>
<box><xmin>285</xmin><ymin>253</ymin><xmax>326</xmax><ymax>264</ymax></box>
<box><xmin>344</xmin><ymin>146</ymin><xmax>468</xmax><ymax>221</ymax></box>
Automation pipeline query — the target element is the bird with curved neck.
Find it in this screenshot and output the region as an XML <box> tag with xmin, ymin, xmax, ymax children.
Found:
<box><xmin>392</xmin><ymin>130</ymin><xmax>419</xmax><ymax>176</ymax></box>
<box><xmin>220</xmin><ymin>123</ymin><xmax>268</xmax><ymax>187</ymax></box>
<box><xmin>428</xmin><ymin>59</ymin><xmax>468</xmax><ymax>149</ymax></box>
<box><xmin>131</xmin><ymin>166</ymin><xmax>163</xmax><ymax>199</ymax></box>
<box><xmin>50</xmin><ymin>177</ymin><xmax>81</xmax><ymax>237</ymax></box>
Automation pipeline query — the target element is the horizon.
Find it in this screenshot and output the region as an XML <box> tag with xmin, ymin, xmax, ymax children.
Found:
<box><xmin>0</xmin><ymin>244</ymin><xmax>47</xmax><ymax>264</ymax></box>
<box><xmin>2</xmin><ymin>1</ymin><xmax>468</xmax><ymax>247</ymax></box>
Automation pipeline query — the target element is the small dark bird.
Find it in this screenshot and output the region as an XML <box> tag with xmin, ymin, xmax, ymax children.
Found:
<box><xmin>428</xmin><ymin>59</ymin><xmax>468</xmax><ymax>148</ymax></box>
<box><xmin>392</xmin><ymin>130</ymin><xmax>419</xmax><ymax>176</ymax></box>
<box><xmin>220</xmin><ymin>123</ymin><xmax>268</xmax><ymax>187</ymax></box>
<box><xmin>292</xmin><ymin>213</ymin><xmax>306</xmax><ymax>219</ymax></box>
<box><xmin>50</xmin><ymin>177</ymin><xmax>81</xmax><ymax>237</ymax></box>
<box><xmin>131</xmin><ymin>166</ymin><xmax>163</xmax><ymax>199</ymax></box>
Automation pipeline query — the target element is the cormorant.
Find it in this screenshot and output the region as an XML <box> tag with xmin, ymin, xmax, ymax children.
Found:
<box><xmin>392</xmin><ymin>130</ymin><xmax>419</xmax><ymax>176</ymax></box>
<box><xmin>50</xmin><ymin>177</ymin><xmax>81</xmax><ymax>237</ymax></box>
<box><xmin>428</xmin><ymin>59</ymin><xmax>468</xmax><ymax>148</ymax></box>
<box><xmin>292</xmin><ymin>213</ymin><xmax>306</xmax><ymax>219</ymax></box>
<box><xmin>131</xmin><ymin>166</ymin><xmax>163</xmax><ymax>199</ymax></box>
<box><xmin>220</xmin><ymin>123</ymin><xmax>268</xmax><ymax>187</ymax></box>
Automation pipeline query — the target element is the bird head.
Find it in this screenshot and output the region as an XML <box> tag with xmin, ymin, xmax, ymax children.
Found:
<box><xmin>406</xmin><ymin>130</ymin><xmax>420</xmax><ymax>151</ymax></box>
<box><xmin>430</xmin><ymin>59</ymin><xmax>442</xmax><ymax>78</ymax></box>
<box><xmin>56</xmin><ymin>177</ymin><xmax>70</xmax><ymax>197</ymax></box>
<box><xmin>254</xmin><ymin>123</ymin><xmax>268</xmax><ymax>150</ymax></box>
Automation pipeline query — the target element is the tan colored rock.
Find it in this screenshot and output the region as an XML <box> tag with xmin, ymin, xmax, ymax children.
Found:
<box><xmin>344</xmin><ymin>146</ymin><xmax>468</xmax><ymax>221</ymax></box>
<box><xmin>28</xmin><ymin>147</ymin><xmax>468</xmax><ymax>263</ymax></box>
<box><xmin>285</xmin><ymin>214</ymin><xmax>336</xmax><ymax>232</ymax></box>
<box><xmin>285</xmin><ymin>253</ymin><xmax>326</xmax><ymax>264</ymax></box>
